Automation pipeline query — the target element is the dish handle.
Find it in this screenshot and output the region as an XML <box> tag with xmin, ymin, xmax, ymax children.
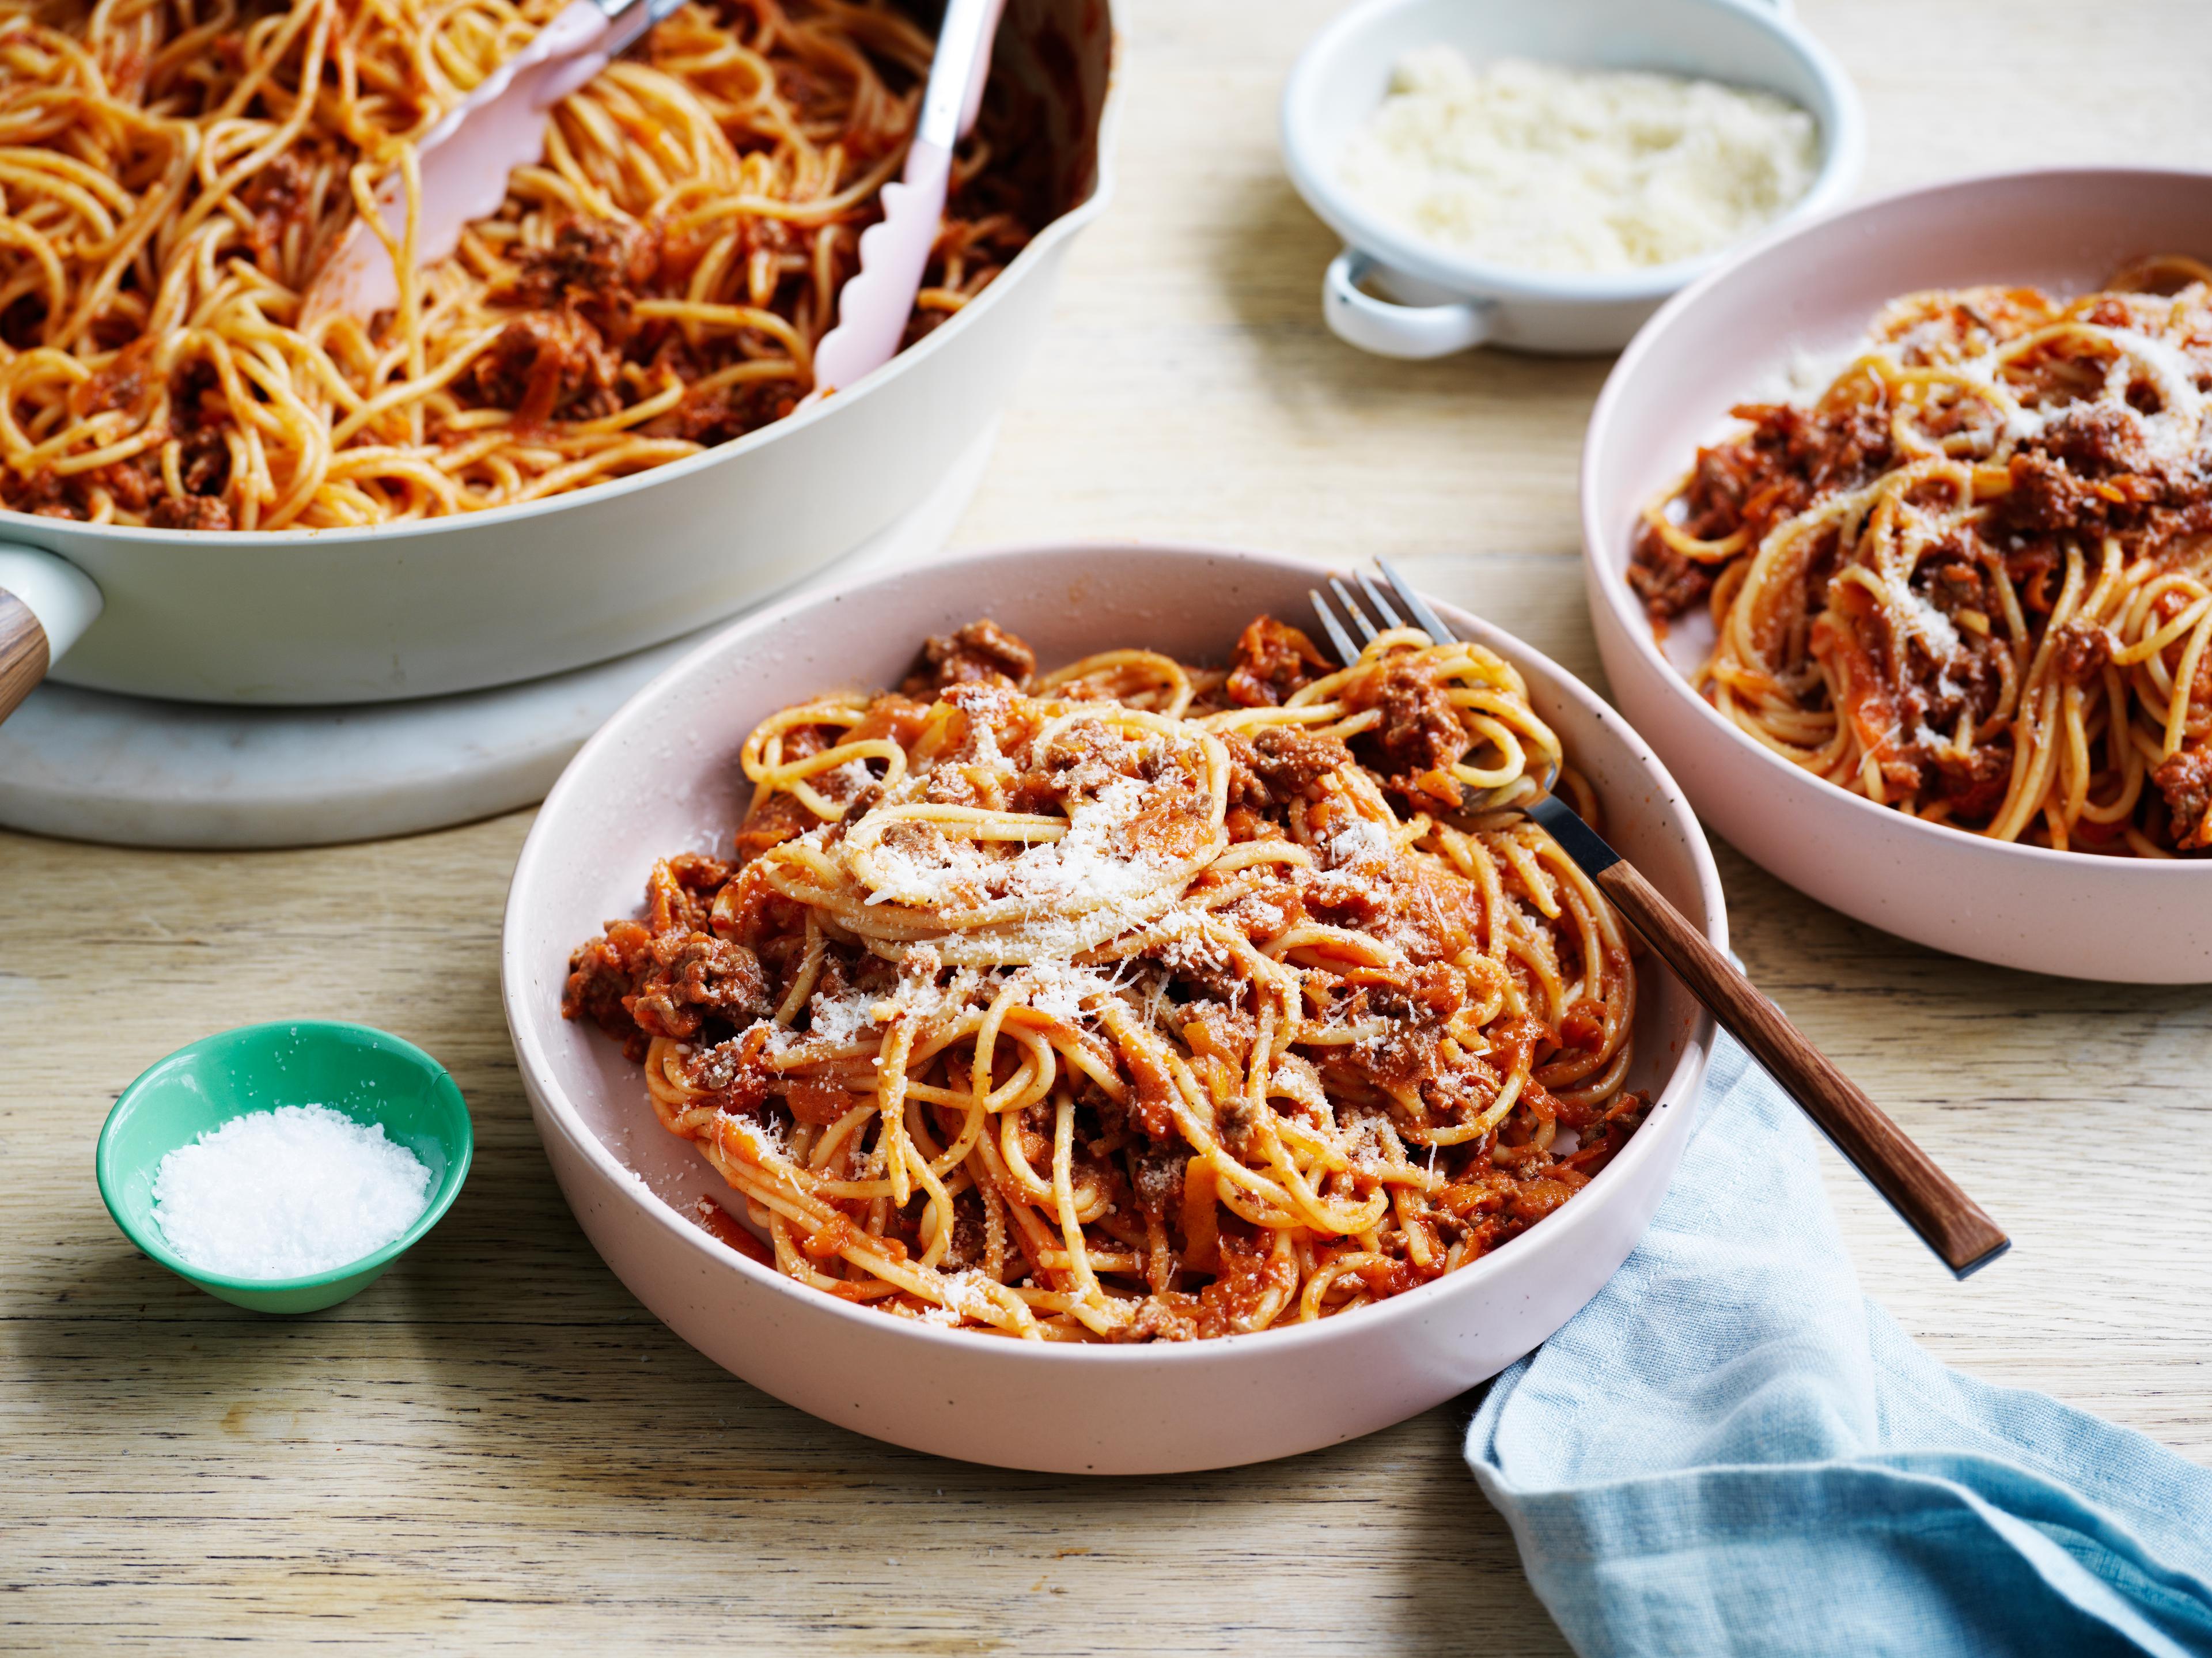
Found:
<box><xmin>0</xmin><ymin>544</ymin><xmax>103</xmax><ymax>724</ymax></box>
<box><xmin>1323</xmin><ymin>249</ymin><xmax>1493</xmax><ymax>359</ymax></box>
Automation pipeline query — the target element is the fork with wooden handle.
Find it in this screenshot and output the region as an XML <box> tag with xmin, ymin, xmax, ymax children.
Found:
<box><xmin>1310</xmin><ymin>562</ymin><xmax>2011</xmax><ymax>1278</ymax></box>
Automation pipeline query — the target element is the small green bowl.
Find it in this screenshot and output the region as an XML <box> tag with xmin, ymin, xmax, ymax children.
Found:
<box><xmin>96</xmin><ymin>1020</ymin><xmax>472</xmax><ymax>1315</ymax></box>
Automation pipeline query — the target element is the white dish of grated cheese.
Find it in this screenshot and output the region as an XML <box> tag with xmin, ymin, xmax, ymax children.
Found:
<box><xmin>1281</xmin><ymin>0</ymin><xmax>1863</xmax><ymax>357</ymax></box>
<box><xmin>1339</xmin><ymin>46</ymin><xmax>1819</xmax><ymax>277</ymax></box>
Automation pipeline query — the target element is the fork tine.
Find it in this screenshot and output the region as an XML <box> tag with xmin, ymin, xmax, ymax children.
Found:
<box><xmin>1377</xmin><ymin>558</ymin><xmax>1458</xmax><ymax>645</ymax></box>
<box><xmin>1357</xmin><ymin>571</ymin><xmax>1404</xmax><ymax>630</ymax></box>
<box><xmin>1328</xmin><ymin>577</ymin><xmax>1380</xmax><ymax>645</ymax></box>
<box><xmin>1307</xmin><ymin>588</ymin><xmax>1362</xmax><ymax>667</ymax></box>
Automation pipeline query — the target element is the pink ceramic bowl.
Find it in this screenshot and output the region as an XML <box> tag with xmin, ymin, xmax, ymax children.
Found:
<box><xmin>501</xmin><ymin>542</ymin><xmax>1725</xmax><ymax>1472</ymax></box>
<box><xmin>1584</xmin><ymin>168</ymin><xmax>2212</xmax><ymax>984</ymax></box>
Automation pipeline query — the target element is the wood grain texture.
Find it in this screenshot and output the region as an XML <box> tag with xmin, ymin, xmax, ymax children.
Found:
<box><xmin>6</xmin><ymin>2</ymin><xmax>2212</xmax><ymax>1652</ymax></box>
<box><xmin>1593</xmin><ymin>857</ymin><xmax>2009</xmax><ymax>1275</ymax></box>
<box><xmin>0</xmin><ymin>590</ymin><xmax>49</xmax><ymax>724</ymax></box>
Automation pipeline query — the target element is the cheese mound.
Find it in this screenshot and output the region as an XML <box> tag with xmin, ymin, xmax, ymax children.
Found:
<box><xmin>1339</xmin><ymin>46</ymin><xmax>1820</xmax><ymax>275</ymax></box>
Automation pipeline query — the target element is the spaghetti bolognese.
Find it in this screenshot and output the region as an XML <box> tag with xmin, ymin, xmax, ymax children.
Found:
<box><xmin>0</xmin><ymin>0</ymin><xmax>1035</xmax><ymax>529</ymax></box>
<box><xmin>1631</xmin><ymin>262</ymin><xmax>2212</xmax><ymax>856</ymax></box>
<box><xmin>563</xmin><ymin>616</ymin><xmax>1647</xmax><ymax>1341</ymax></box>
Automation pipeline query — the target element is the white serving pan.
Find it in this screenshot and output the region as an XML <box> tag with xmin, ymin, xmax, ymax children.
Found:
<box><xmin>501</xmin><ymin>541</ymin><xmax>1725</xmax><ymax>1472</ymax></box>
<box><xmin>1279</xmin><ymin>0</ymin><xmax>1862</xmax><ymax>358</ymax></box>
<box><xmin>0</xmin><ymin>0</ymin><xmax>1116</xmax><ymax>714</ymax></box>
<box><xmin>1583</xmin><ymin>168</ymin><xmax>2212</xmax><ymax>983</ymax></box>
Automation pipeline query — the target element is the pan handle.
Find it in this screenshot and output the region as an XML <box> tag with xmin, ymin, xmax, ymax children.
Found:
<box><xmin>0</xmin><ymin>544</ymin><xmax>103</xmax><ymax>725</ymax></box>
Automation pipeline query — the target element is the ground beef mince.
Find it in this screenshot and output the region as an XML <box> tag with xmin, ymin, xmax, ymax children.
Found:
<box><xmin>904</xmin><ymin>619</ymin><xmax>1037</xmax><ymax>692</ymax></box>
<box><xmin>666</xmin><ymin>380</ymin><xmax>799</xmax><ymax>446</ymax></box>
<box><xmin>5</xmin><ymin>471</ymin><xmax>80</xmax><ymax>519</ymax></box>
<box><xmin>1626</xmin><ymin>539</ymin><xmax>1715</xmax><ymax>619</ymax></box>
<box><xmin>240</xmin><ymin>151</ymin><xmax>315</xmax><ymax>264</ymax></box>
<box><xmin>96</xmin><ymin>455</ymin><xmax>156</xmax><ymax>513</ymax></box>
<box><xmin>72</xmin><ymin>339</ymin><xmax>150</xmax><ymax>416</ymax></box>
<box><xmin>1225</xmin><ymin>616</ymin><xmax>1328</xmax><ymax>707</ymax></box>
<box><xmin>626</xmin><ymin>932</ymin><xmax>772</xmax><ymax>1042</ymax></box>
<box><xmin>2050</xmin><ymin>619</ymin><xmax>2115</xmax><ymax>684</ymax></box>
<box><xmin>1359</xmin><ymin>654</ymin><xmax>1471</xmax><ymax>807</ymax></box>
<box><xmin>1928</xmin><ymin>739</ymin><xmax>2013</xmax><ymax>822</ymax></box>
<box><xmin>149</xmin><ymin>494</ymin><xmax>234</xmax><ymax>531</ymax></box>
<box><xmin>507</xmin><ymin>214</ymin><xmax>658</xmax><ymax>339</ymax></box>
<box><xmin>1996</xmin><ymin>452</ymin><xmax>2115</xmax><ymax>539</ymax></box>
<box><xmin>512</xmin><ymin>215</ymin><xmax>657</xmax><ymax>302</ymax></box>
<box><xmin>2153</xmin><ymin>747</ymin><xmax>2212</xmax><ymax>850</ymax></box>
<box><xmin>1628</xmin><ymin>394</ymin><xmax>1897</xmax><ymax>622</ymax></box>
<box><xmin>562</xmin><ymin>921</ymin><xmax>654</xmax><ymax>1052</ymax></box>
<box><xmin>2039</xmin><ymin>402</ymin><xmax>2155</xmax><ymax>476</ymax></box>
<box><xmin>1242</xmin><ymin>725</ymin><xmax>1356</xmax><ymax>804</ymax></box>
<box><xmin>468</xmin><ymin>309</ymin><xmax>622</xmax><ymax>426</ymax></box>
<box><xmin>178</xmin><ymin>425</ymin><xmax>231</xmax><ymax>498</ymax></box>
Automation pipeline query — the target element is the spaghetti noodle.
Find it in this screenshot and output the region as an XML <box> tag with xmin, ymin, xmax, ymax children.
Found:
<box><xmin>0</xmin><ymin>0</ymin><xmax>1036</xmax><ymax>529</ymax></box>
<box><xmin>1631</xmin><ymin>262</ymin><xmax>2212</xmax><ymax>855</ymax></box>
<box><xmin>564</xmin><ymin>616</ymin><xmax>1647</xmax><ymax>1342</ymax></box>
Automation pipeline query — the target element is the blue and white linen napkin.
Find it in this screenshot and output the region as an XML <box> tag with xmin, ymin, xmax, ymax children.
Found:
<box><xmin>1467</xmin><ymin>1034</ymin><xmax>2212</xmax><ymax>1658</ymax></box>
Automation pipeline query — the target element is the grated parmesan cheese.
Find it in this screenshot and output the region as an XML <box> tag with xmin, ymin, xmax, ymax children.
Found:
<box><xmin>2104</xmin><ymin>328</ymin><xmax>2206</xmax><ymax>465</ymax></box>
<box><xmin>849</xmin><ymin>722</ymin><xmax>1203</xmax><ymax>970</ymax></box>
<box><xmin>1339</xmin><ymin>46</ymin><xmax>1819</xmax><ymax>275</ymax></box>
<box><xmin>1023</xmin><ymin>958</ymin><xmax>1128</xmax><ymax>1021</ymax></box>
<box><xmin>1324</xmin><ymin>817</ymin><xmax>1393</xmax><ymax>868</ymax></box>
<box><xmin>1003</xmin><ymin>776</ymin><xmax>1162</xmax><ymax>907</ymax></box>
<box><xmin>805</xmin><ymin>986</ymin><xmax>880</xmax><ymax>1046</ymax></box>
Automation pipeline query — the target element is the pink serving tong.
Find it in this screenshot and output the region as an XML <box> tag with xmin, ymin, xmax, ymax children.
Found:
<box><xmin>306</xmin><ymin>0</ymin><xmax>1007</xmax><ymax>368</ymax></box>
<box><xmin>806</xmin><ymin>0</ymin><xmax>1007</xmax><ymax>400</ymax></box>
<box><xmin>303</xmin><ymin>0</ymin><xmax>684</xmax><ymax>325</ymax></box>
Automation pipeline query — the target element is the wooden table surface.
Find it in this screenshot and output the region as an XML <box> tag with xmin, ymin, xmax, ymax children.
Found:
<box><xmin>7</xmin><ymin>2</ymin><xmax>2212</xmax><ymax>1651</ymax></box>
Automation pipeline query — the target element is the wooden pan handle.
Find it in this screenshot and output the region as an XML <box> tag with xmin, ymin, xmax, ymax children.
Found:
<box><xmin>0</xmin><ymin>548</ymin><xmax>101</xmax><ymax>725</ymax></box>
<box><xmin>1595</xmin><ymin>858</ymin><xmax>2010</xmax><ymax>1277</ymax></box>
<box><xmin>0</xmin><ymin>590</ymin><xmax>50</xmax><ymax>725</ymax></box>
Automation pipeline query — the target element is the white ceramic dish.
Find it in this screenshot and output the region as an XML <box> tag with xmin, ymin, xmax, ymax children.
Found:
<box><xmin>501</xmin><ymin>541</ymin><xmax>1727</xmax><ymax>1472</ymax></box>
<box><xmin>1582</xmin><ymin>167</ymin><xmax>2212</xmax><ymax>985</ymax></box>
<box><xmin>0</xmin><ymin>0</ymin><xmax>1115</xmax><ymax>709</ymax></box>
<box><xmin>1279</xmin><ymin>0</ymin><xmax>1862</xmax><ymax>358</ymax></box>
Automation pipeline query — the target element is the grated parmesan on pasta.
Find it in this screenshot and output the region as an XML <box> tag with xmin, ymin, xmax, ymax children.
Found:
<box><xmin>1339</xmin><ymin>46</ymin><xmax>1819</xmax><ymax>275</ymax></box>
